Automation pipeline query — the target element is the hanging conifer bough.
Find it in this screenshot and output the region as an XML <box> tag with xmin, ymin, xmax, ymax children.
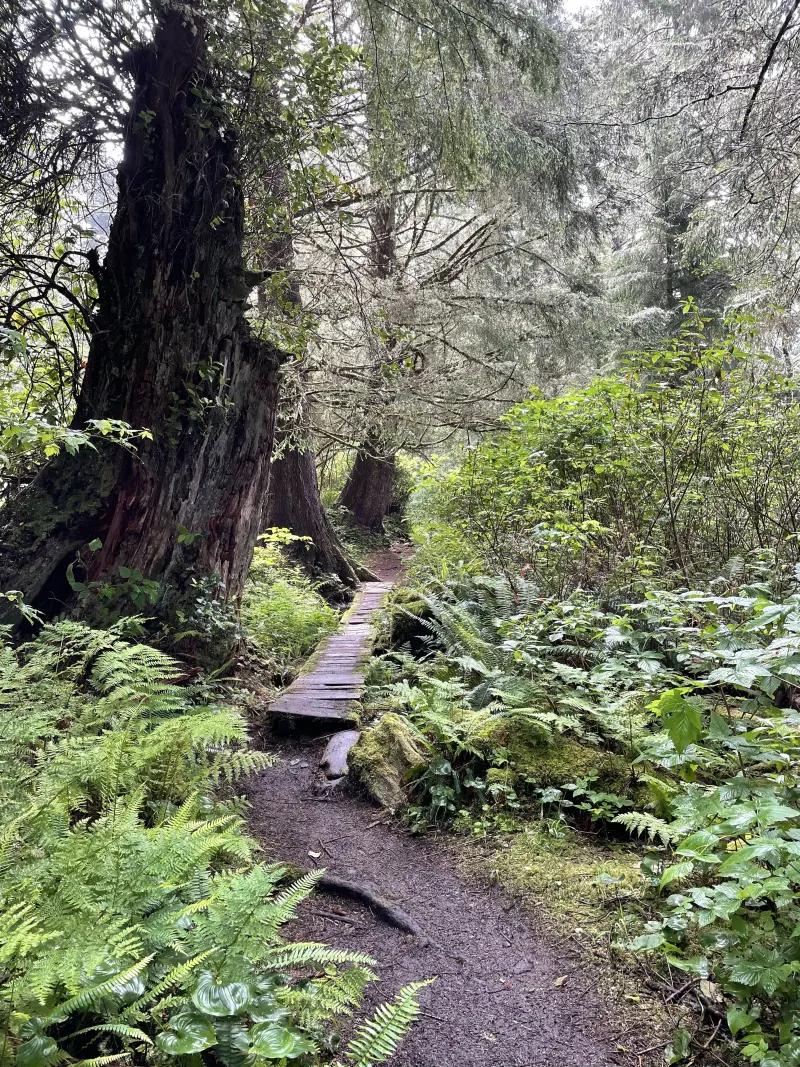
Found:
<box><xmin>0</xmin><ymin>0</ymin><xmax>284</xmax><ymax>619</ymax></box>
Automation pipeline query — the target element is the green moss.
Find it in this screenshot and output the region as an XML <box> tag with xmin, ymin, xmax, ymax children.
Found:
<box><xmin>373</xmin><ymin>588</ymin><xmax>431</xmax><ymax>653</ymax></box>
<box><xmin>475</xmin><ymin>718</ymin><xmax>631</xmax><ymax>791</ymax></box>
<box><xmin>487</xmin><ymin>826</ymin><xmax>641</xmax><ymax>924</ymax></box>
<box><xmin>350</xmin><ymin>712</ymin><xmax>426</xmax><ymax>810</ymax></box>
<box><xmin>485</xmin><ymin>765</ymin><xmax>517</xmax><ymax>787</ymax></box>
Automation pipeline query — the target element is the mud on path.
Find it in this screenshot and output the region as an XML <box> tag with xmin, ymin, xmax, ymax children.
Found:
<box><xmin>247</xmin><ymin>547</ymin><xmax>651</xmax><ymax>1067</ymax></box>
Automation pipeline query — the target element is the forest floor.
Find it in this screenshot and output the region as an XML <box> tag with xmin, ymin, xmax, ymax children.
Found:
<box><xmin>247</xmin><ymin>548</ymin><xmax>659</xmax><ymax>1067</ymax></box>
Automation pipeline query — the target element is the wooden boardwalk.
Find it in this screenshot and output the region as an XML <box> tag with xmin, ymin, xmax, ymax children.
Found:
<box><xmin>269</xmin><ymin>581</ymin><xmax>393</xmax><ymax>721</ymax></box>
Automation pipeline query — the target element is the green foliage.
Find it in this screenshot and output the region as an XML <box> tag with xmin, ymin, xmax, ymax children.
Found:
<box><xmin>336</xmin><ymin>981</ymin><xmax>431</xmax><ymax>1066</ymax></box>
<box><xmin>411</xmin><ymin>308</ymin><xmax>800</xmax><ymax>597</ymax></box>
<box><xmin>381</xmin><ymin>559</ymin><xmax>800</xmax><ymax>1060</ymax></box>
<box><xmin>365</xmin><ymin>575</ymin><xmax>652</xmax><ymax>828</ymax></box>
<box><xmin>240</xmin><ymin>533</ymin><xmax>337</xmax><ymax>669</ymax></box>
<box><xmin>0</xmin><ymin>621</ymin><xmax>421</xmax><ymax>1067</ymax></box>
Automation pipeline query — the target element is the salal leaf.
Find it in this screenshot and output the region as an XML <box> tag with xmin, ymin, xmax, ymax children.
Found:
<box><xmin>191</xmin><ymin>972</ymin><xmax>250</xmax><ymax>1017</ymax></box>
<box><xmin>156</xmin><ymin>1013</ymin><xmax>217</xmax><ymax>1055</ymax></box>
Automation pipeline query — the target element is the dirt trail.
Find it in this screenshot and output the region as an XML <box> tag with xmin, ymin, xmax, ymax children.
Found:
<box><xmin>248</xmin><ymin>547</ymin><xmax>650</xmax><ymax>1067</ymax></box>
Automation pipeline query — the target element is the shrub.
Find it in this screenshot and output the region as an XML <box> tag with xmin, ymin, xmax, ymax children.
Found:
<box><xmin>412</xmin><ymin>306</ymin><xmax>800</xmax><ymax>597</ymax></box>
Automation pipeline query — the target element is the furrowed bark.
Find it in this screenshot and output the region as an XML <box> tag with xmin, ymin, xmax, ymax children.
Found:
<box><xmin>337</xmin><ymin>434</ymin><xmax>398</xmax><ymax>534</ymax></box>
<box><xmin>336</xmin><ymin>198</ymin><xmax>399</xmax><ymax>534</ymax></box>
<box><xmin>265</xmin><ymin>421</ymin><xmax>363</xmax><ymax>598</ymax></box>
<box><xmin>0</xmin><ymin>2</ymin><xmax>282</xmax><ymax>617</ymax></box>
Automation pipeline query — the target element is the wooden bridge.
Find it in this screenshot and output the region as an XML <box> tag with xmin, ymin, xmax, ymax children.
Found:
<box><xmin>269</xmin><ymin>581</ymin><xmax>392</xmax><ymax>721</ymax></box>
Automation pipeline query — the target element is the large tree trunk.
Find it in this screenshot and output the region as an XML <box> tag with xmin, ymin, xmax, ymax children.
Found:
<box><xmin>337</xmin><ymin>433</ymin><xmax>397</xmax><ymax>533</ymax></box>
<box><xmin>265</xmin><ymin>430</ymin><xmax>362</xmax><ymax>597</ymax></box>
<box><xmin>0</xmin><ymin>2</ymin><xmax>282</xmax><ymax>617</ymax></box>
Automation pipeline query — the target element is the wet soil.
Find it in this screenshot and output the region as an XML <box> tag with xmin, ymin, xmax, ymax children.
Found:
<box><xmin>247</xmin><ymin>546</ymin><xmax>654</xmax><ymax>1066</ymax></box>
<box><xmin>249</xmin><ymin>740</ymin><xmax>657</xmax><ymax>1067</ymax></box>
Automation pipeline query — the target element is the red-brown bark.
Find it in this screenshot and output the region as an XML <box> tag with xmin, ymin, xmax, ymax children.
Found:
<box><xmin>0</xmin><ymin>2</ymin><xmax>282</xmax><ymax>616</ymax></box>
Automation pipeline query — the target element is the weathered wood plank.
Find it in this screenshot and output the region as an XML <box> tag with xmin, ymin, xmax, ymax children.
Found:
<box><xmin>269</xmin><ymin>581</ymin><xmax>390</xmax><ymax>722</ymax></box>
<box><xmin>320</xmin><ymin>730</ymin><xmax>361</xmax><ymax>778</ymax></box>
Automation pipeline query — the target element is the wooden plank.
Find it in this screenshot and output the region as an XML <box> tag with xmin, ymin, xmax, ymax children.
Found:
<box><xmin>291</xmin><ymin>674</ymin><xmax>364</xmax><ymax>686</ymax></box>
<box><xmin>286</xmin><ymin>689</ymin><xmax>362</xmax><ymax>699</ymax></box>
<box><xmin>269</xmin><ymin>580</ymin><xmax>392</xmax><ymax>722</ymax></box>
<box><xmin>320</xmin><ymin>730</ymin><xmax>361</xmax><ymax>778</ymax></box>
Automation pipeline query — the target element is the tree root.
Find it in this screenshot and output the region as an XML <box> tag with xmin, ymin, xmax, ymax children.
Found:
<box><xmin>355</xmin><ymin>563</ymin><xmax>381</xmax><ymax>582</ymax></box>
<box><xmin>317</xmin><ymin>874</ymin><xmax>436</xmax><ymax>948</ymax></box>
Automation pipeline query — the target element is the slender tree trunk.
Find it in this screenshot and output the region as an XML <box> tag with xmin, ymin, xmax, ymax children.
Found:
<box><xmin>0</xmin><ymin>2</ymin><xmax>282</xmax><ymax>616</ymax></box>
<box><xmin>265</xmin><ymin>415</ymin><xmax>363</xmax><ymax>597</ymax></box>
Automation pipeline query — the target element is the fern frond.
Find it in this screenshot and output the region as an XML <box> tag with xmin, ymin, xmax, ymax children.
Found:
<box><xmin>122</xmin><ymin>951</ymin><xmax>216</xmax><ymax>1014</ymax></box>
<box><xmin>48</xmin><ymin>956</ymin><xmax>155</xmax><ymax>1022</ymax></box>
<box><xmin>265</xmin><ymin>943</ymin><xmax>376</xmax><ymax>971</ymax></box>
<box><xmin>72</xmin><ymin>1024</ymin><xmax>152</xmax><ymax>1045</ymax></box>
<box><xmin>340</xmin><ymin>980</ymin><xmax>432</xmax><ymax>1066</ymax></box>
<box><xmin>72</xmin><ymin>1055</ymin><xmax>131</xmax><ymax>1067</ymax></box>
<box><xmin>612</xmin><ymin>811</ymin><xmax>678</xmax><ymax>845</ymax></box>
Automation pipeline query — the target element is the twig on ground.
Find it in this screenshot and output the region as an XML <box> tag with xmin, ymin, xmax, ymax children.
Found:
<box><xmin>697</xmin><ymin>1018</ymin><xmax>722</xmax><ymax>1051</ymax></box>
<box><xmin>307</xmin><ymin>908</ymin><xmax>359</xmax><ymax>926</ymax></box>
<box><xmin>633</xmin><ymin>1039</ymin><xmax>669</xmax><ymax>1056</ymax></box>
<box><xmin>665</xmin><ymin>977</ymin><xmax>699</xmax><ymax>1003</ymax></box>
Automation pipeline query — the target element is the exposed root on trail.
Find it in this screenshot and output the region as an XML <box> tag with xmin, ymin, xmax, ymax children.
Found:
<box><xmin>317</xmin><ymin>874</ymin><xmax>437</xmax><ymax>948</ymax></box>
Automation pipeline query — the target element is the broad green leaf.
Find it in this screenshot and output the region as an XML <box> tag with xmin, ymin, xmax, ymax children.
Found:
<box><xmin>249</xmin><ymin>997</ymin><xmax>290</xmax><ymax>1024</ymax></box>
<box><xmin>15</xmin><ymin>1036</ymin><xmax>59</xmax><ymax>1067</ymax></box>
<box><xmin>719</xmin><ymin>841</ymin><xmax>781</xmax><ymax>873</ymax></box>
<box><xmin>156</xmin><ymin>1013</ymin><xmax>217</xmax><ymax>1055</ymax></box>
<box><xmin>660</xmin><ymin>861</ymin><xmax>694</xmax><ymax>890</ymax></box>
<box><xmin>726</xmin><ymin>948</ymin><xmax>794</xmax><ymax>995</ymax></box>
<box><xmin>191</xmin><ymin>973</ymin><xmax>251</xmax><ymax>1017</ymax></box>
<box><xmin>677</xmin><ymin>830</ymin><xmax>720</xmax><ymax>861</ymax></box>
<box><xmin>754</xmin><ymin>801</ymin><xmax>800</xmax><ymax>827</ymax></box>
<box><xmin>727</xmin><ymin>1006</ymin><xmax>755</xmax><ymax>1037</ymax></box>
<box><xmin>654</xmin><ymin>690</ymin><xmax>703</xmax><ymax>754</ymax></box>
<box><xmin>666</xmin><ymin>1028</ymin><xmax>691</xmax><ymax>1064</ymax></box>
<box><xmin>249</xmin><ymin>1024</ymin><xmax>313</xmax><ymax>1060</ymax></box>
<box><xmin>628</xmin><ymin>932</ymin><xmax>667</xmax><ymax>950</ymax></box>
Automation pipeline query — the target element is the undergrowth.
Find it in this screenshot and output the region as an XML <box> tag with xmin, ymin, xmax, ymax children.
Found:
<box><xmin>0</xmin><ymin>619</ymin><xmax>422</xmax><ymax>1067</ymax></box>
<box><xmin>357</xmin><ymin>315</ymin><xmax>800</xmax><ymax>1066</ymax></box>
<box><xmin>240</xmin><ymin>533</ymin><xmax>337</xmax><ymax>671</ymax></box>
<box><xmin>367</xmin><ymin>561</ymin><xmax>800</xmax><ymax>1064</ymax></box>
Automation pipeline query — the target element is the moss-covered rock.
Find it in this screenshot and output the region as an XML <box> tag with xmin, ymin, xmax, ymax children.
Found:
<box><xmin>373</xmin><ymin>587</ymin><xmax>432</xmax><ymax>654</ymax></box>
<box><xmin>485</xmin><ymin>765</ymin><xmax>518</xmax><ymax>788</ymax></box>
<box><xmin>349</xmin><ymin>712</ymin><xmax>427</xmax><ymax>810</ymax></box>
<box><xmin>475</xmin><ymin>715</ymin><xmax>630</xmax><ymax>790</ymax></box>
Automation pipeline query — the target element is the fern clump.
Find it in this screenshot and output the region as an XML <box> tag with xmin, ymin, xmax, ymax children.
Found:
<box><xmin>0</xmin><ymin>622</ymin><xmax>422</xmax><ymax>1067</ymax></box>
